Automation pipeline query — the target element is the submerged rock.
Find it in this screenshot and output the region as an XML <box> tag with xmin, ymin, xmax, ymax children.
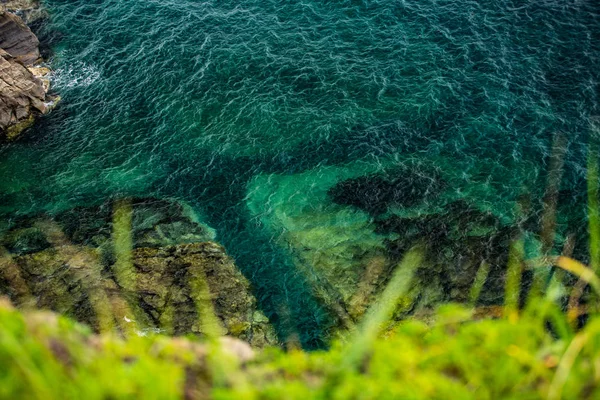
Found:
<box><xmin>52</xmin><ymin>197</ymin><xmax>217</xmax><ymax>250</ymax></box>
<box><xmin>0</xmin><ymin>198</ymin><xmax>278</xmax><ymax>347</ymax></box>
<box><xmin>328</xmin><ymin>166</ymin><xmax>445</xmax><ymax>215</ymax></box>
<box><xmin>376</xmin><ymin>199</ymin><xmax>515</xmax><ymax>306</ymax></box>
<box><xmin>133</xmin><ymin>243</ymin><xmax>276</xmax><ymax>347</ymax></box>
<box><xmin>246</xmin><ymin>159</ymin><xmax>523</xmax><ymax>333</ymax></box>
<box><xmin>247</xmin><ymin>165</ymin><xmax>392</xmax><ymax>328</ymax></box>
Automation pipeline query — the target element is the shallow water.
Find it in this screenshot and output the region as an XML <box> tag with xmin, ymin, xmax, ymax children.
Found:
<box><xmin>1</xmin><ymin>0</ymin><xmax>599</xmax><ymax>347</ymax></box>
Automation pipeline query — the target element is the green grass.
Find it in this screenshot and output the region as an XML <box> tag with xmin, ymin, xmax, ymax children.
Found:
<box><xmin>2</xmin><ymin>292</ymin><xmax>600</xmax><ymax>400</ymax></box>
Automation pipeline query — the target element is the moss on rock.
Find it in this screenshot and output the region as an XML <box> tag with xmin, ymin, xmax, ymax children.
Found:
<box><xmin>0</xmin><ymin>198</ymin><xmax>278</xmax><ymax>347</ymax></box>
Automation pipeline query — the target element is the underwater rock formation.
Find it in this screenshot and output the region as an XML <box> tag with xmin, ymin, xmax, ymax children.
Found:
<box><xmin>0</xmin><ymin>7</ymin><xmax>56</xmax><ymax>140</ymax></box>
<box><xmin>133</xmin><ymin>243</ymin><xmax>276</xmax><ymax>347</ymax></box>
<box><xmin>247</xmin><ymin>165</ymin><xmax>392</xmax><ymax>328</ymax></box>
<box><xmin>0</xmin><ymin>198</ymin><xmax>278</xmax><ymax>348</ymax></box>
<box><xmin>53</xmin><ymin>197</ymin><xmax>218</xmax><ymax>250</ymax></box>
<box><xmin>328</xmin><ymin>167</ymin><xmax>446</xmax><ymax>215</ymax></box>
<box><xmin>376</xmin><ymin>200</ymin><xmax>516</xmax><ymax>307</ymax></box>
<box><xmin>246</xmin><ymin>159</ymin><xmax>525</xmax><ymax>332</ymax></box>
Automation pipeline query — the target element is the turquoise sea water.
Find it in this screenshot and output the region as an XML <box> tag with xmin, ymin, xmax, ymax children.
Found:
<box><xmin>1</xmin><ymin>0</ymin><xmax>599</xmax><ymax>346</ymax></box>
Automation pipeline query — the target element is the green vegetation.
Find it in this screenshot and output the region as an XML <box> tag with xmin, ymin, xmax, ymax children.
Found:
<box><xmin>2</xmin><ymin>282</ymin><xmax>600</xmax><ymax>399</ymax></box>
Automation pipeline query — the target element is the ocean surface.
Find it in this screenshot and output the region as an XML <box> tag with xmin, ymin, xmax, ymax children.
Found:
<box><xmin>1</xmin><ymin>0</ymin><xmax>599</xmax><ymax>347</ymax></box>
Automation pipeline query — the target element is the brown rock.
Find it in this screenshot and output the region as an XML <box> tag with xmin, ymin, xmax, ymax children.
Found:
<box><xmin>1</xmin><ymin>0</ymin><xmax>40</xmax><ymax>11</ymax></box>
<box><xmin>0</xmin><ymin>7</ymin><xmax>57</xmax><ymax>140</ymax></box>
<box><xmin>0</xmin><ymin>48</ymin><xmax>48</xmax><ymax>139</ymax></box>
<box><xmin>0</xmin><ymin>11</ymin><xmax>39</xmax><ymax>65</ymax></box>
<box><xmin>1</xmin><ymin>1</ymin><xmax>46</xmax><ymax>25</ymax></box>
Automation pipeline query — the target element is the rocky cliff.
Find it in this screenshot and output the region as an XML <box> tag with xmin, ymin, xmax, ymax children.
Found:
<box><xmin>0</xmin><ymin>2</ymin><xmax>57</xmax><ymax>140</ymax></box>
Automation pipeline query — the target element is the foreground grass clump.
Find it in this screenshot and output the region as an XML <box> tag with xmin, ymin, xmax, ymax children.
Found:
<box><xmin>2</xmin><ymin>296</ymin><xmax>600</xmax><ymax>400</ymax></box>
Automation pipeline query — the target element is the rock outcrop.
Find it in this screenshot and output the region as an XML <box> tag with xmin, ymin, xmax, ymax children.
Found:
<box><xmin>0</xmin><ymin>198</ymin><xmax>278</xmax><ymax>348</ymax></box>
<box><xmin>133</xmin><ymin>243</ymin><xmax>276</xmax><ymax>347</ymax></box>
<box><xmin>0</xmin><ymin>6</ymin><xmax>56</xmax><ymax>140</ymax></box>
<box><xmin>0</xmin><ymin>10</ymin><xmax>38</xmax><ymax>64</ymax></box>
<box><xmin>0</xmin><ymin>48</ymin><xmax>47</xmax><ymax>138</ymax></box>
<box><xmin>2</xmin><ymin>1</ymin><xmax>47</xmax><ymax>25</ymax></box>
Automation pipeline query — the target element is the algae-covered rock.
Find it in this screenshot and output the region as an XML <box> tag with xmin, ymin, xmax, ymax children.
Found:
<box><xmin>376</xmin><ymin>199</ymin><xmax>515</xmax><ymax>306</ymax></box>
<box><xmin>2</xmin><ymin>198</ymin><xmax>217</xmax><ymax>255</ymax></box>
<box><xmin>0</xmin><ymin>225</ymin><xmax>50</xmax><ymax>253</ymax></box>
<box><xmin>0</xmin><ymin>198</ymin><xmax>278</xmax><ymax>347</ymax></box>
<box><xmin>246</xmin><ymin>158</ymin><xmax>523</xmax><ymax>331</ymax></box>
<box><xmin>9</xmin><ymin>245</ymin><xmax>107</xmax><ymax>323</ymax></box>
<box><xmin>133</xmin><ymin>243</ymin><xmax>277</xmax><ymax>347</ymax></box>
<box><xmin>54</xmin><ymin>198</ymin><xmax>217</xmax><ymax>250</ymax></box>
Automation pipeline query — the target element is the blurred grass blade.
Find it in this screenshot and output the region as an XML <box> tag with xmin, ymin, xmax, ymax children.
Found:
<box><xmin>188</xmin><ymin>262</ymin><xmax>248</xmax><ymax>390</ymax></box>
<box><xmin>567</xmin><ymin>278</ymin><xmax>587</xmax><ymax>326</ymax></box>
<box><xmin>527</xmin><ymin>256</ymin><xmax>600</xmax><ymax>298</ymax></box>
<box><xmin>547</xmin><ymin>330</ymin><xmax>589</xmax><ymax>400</ymax></box>
<box><xmin>112</xmin><ymin>198</ymin><xmax>141</xmax><ymax>334</ymax></box>
<box><xmin>0</xmin><ymin>323</ymin><xmax>55</xmax><ymax>399</ymax></box>
<box><xmin>33</xmin><ymin>219</ymin><xmax>116</xmax><ymax>333</ymax></box>
<box><xmin>469</xmin><ymin>261</ymin><xmax>490</xmax><ymax>307</ymax></box>
<box><xmin>188</xmin><ymin>264</ymin><xmax>223</xmax><ymax>342</ymax></box>
<box><xmin>504</xmin><ymin>240</ymin><xmax>524</xmax><ymax>320</ymax></box>
<box><xmin>588</xmin><ymin>119</ymin><xmax>600</xmax><ymax>275</ymax></box>
<box><xmin>342</xmin><ymin>246</ymin><xmax>423</xmax><ymax>370</ymax></box>
<box><xmin>554</xmin><ymin>256</ymin><xmax>600</xmax><ymax>298</ymax></box>
<box><xmin>112</xmin><ymin>198</ymin><xmax>135</xmax><ymax>293</ymax></box>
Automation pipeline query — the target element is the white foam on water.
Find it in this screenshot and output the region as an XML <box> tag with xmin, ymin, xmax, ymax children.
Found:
<box><xmin>53</xmin><ymin>62</ymin><xmax>102</xmax><ymax>89</ymax></box>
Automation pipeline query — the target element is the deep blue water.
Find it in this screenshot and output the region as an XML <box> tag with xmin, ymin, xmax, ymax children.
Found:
<box><xmin>1</xmin><ymin>0</ymin><xmax>599</xmax><ymax>347</ymax></box>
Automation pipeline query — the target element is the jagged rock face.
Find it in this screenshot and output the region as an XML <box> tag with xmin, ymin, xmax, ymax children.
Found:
<box><xmin>0</xmin><ymin>48</ymin><xmax>47</xmax><ymax>139</ymax></box>
<box><xmin>0</xmin><ymin>9</ymin><xmax>55</xmax><ymax>140</ymax></box>
<box><xmin>0</xmin><ymin>11</ymin><xmax>39</xmax><ymax>65</ymax></box>
<box><xmin>0</xmin><ymin>198</ymin><xmax>279</xmax><ymax>347</ymax></box>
